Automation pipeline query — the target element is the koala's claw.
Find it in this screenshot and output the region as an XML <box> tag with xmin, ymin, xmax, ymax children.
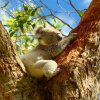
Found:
<box><xmin>71</xmin><ymin>33</ymin><xmax>78</xmax><ymax>36</ymax></box>
<box><xmin>68</xmin><ymin>33</ymin><xmax>78</xmax><ymax>41</ymax></box>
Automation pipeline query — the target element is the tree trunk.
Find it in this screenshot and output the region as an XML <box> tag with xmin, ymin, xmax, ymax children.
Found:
<box><xmin>0</xmin><ymin>0</ymin><xmax>100</xmax><ymax>100</ymax></box>
<box><xmin>0</xmin><ymin>22</ymin><xmax>39</xmax><ymax>100</ymax></box>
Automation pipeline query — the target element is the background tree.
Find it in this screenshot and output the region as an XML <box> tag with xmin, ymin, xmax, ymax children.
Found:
<box><xmin>0</xmin><ymin>0</ymin><xmax>100</xmax><ymax>100</ymax></box>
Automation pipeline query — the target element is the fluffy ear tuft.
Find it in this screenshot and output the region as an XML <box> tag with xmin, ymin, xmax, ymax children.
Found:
<box><xmin>35</xmin><ymin>26</ymin><xmax>44</xmax><ymax>34</ymax></box>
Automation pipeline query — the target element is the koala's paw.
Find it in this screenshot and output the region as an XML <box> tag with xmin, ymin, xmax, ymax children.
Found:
<box><xmin>55</xmin><ymin>68</ymin><xmax>61</xmax><ymax>73</ymax></box>
<box><xmin>52</xmin><ymin>68</ymin><xmax>60</xmax><ymax>77</ymax></box>
<box><xmin>46</xmin><ymin>68</ymin><xmax>61</xmax><ymax>80</ymax></box>
<box><xmin>69</xmin><ymin>33</ymin><xmax>78</xmax><ymax>40</ymax></box>
<box><xmin>71</xmin><ymin>33</ymin><xmax>78</xmax><ymax>37</ymax></box>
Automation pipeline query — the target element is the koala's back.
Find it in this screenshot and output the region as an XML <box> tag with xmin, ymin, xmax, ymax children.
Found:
<box><xmin>22</xmin><ymin>49</ymin><xmax>49</xmax><ymax>63</ymax></box>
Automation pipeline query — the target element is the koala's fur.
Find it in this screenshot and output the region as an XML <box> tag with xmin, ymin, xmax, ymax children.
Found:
<box><xmin>21</xmin><ymin>26</ymin><xmax>77</xmax><ymax>79</ymax></box>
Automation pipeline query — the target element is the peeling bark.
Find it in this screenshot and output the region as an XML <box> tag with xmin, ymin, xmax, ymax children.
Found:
<box><xmin>0</xmin><ymin>0</ymin><xmax>100</xmax><ymax>100</ymax></box>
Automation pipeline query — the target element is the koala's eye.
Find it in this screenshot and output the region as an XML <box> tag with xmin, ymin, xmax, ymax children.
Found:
<box><xmin>57</xmin><ymin>33</ymin><xmax>60</xmax><ymax>34</ymax></box>
<box><xmin>57</xmin><ymin>36</ymin><xmax>62</xmax><ymax>40</ymax></box>
<box><xmin>38</xmin><ymin>37</ymin><xmax>42</xmax><ymax>40</ymax></box>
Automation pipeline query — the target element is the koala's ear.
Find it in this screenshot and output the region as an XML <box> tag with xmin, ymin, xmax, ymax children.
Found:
<box><xmin>35</xmin><ymin>26</ymin><xmax>44</xmax><ymax>34</ymax></box>
<box><xmin>57</xmin><ymin>32</ymin><xmax>61</xmax><ymax>34</ymax></box>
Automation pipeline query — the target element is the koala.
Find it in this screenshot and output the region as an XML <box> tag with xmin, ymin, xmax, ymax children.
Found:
<box><xmin>21</xmin><ymin>26</ymin><xmax>77</xmax><ymax>80</ymax></box>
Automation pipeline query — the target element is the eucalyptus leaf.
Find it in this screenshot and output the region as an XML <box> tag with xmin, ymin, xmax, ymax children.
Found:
<box><xmin>1</xmin><ymin>2</ymin><xmax>9</xmax><ymax>9</ymax></box>
<box><xmin>32</xmin><ymin>23</ymin><xmax>36</xmax><ymax>28</ymax></box>
<box><xmin>23</xmin><ymin>4</ymin><xmax>28</xmax><ymax>12</ymax></box>
<box><xmin>10</xmin><ymin>30</ymin><xmax>17</xmax><ymax>37</ymax></box>
<box><xmin>77</xmin><ymin>10</ymin><xmax>84</xmax><ymax>17</ymax></box>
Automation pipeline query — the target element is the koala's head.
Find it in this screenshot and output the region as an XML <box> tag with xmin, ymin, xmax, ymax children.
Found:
<box><xmin>35</xmin><ymin>26</ymin><xmax>62</xmax><ymax>45</ymax></box>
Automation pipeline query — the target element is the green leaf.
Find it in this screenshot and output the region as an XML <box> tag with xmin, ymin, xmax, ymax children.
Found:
<box><xmin>77</xmin><ymin>10</ymin><xmax>84</xmax><ymax>17</ymax></box>
<box><xmin>17</xmin><ymin>21</ymin><xmax>24</xmax><ymax>32</ymax></box>
<box><xmin>4</xmin><ymin>24</ymin><xmax>11</xmax><ymax>27</ymax></box>
<box><xmin>27</xmin><ymin>21</ymin><xmax>32</xmax><ymax>25</ymax></box>
<box><xmin>54</xmin><ymin>18</ymin><xmax>56</xmax><ymax>23</ymax></box>
<box><xmin>31</xmin><ymin>10</ymin><xmax>36</xmax><ymax>16</ymax></box>
<box><xmin>16</xmin><ymin>15</ymin><xmax>21</xmax><ymax>20</ymax></box>
<box><xmin>10</xmin><ymin>30</ymin><xmax>17</xmax><ymax>37</ymax></box>
<box><xmin>23</xmin><ymin>4</ymin><xmax>28</xmax><ymax>12</ymax></box>
<box><xmin>25</xmin><ymin>42</ymin><xmax>28</xmax><ymax>48</ymax></box>
<box><xmin>37</xmin><ymin>19</ymin><xmax>43</xmax><ymax>24</ymax></box>
<box><xmin>19</xmin><ymin>24</ymin><xmax>24</xmax><ymax>32</ymax></box>
<box><xmin>32</xmin><ymin>23</ymin><xmax>36</xmax><ymax>28</ymax></box>
<box><xmin>1</xmin><ymin>2</ymin><xmax>9</xmax><ymax>9</ymax></box>
<box><xmin>31</xmin><ymin>6</ymin><xmax>42</xmax><ymax>16</ymax></box>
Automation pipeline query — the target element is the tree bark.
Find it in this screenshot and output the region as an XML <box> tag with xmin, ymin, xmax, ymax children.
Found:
<box><xmin>0</xmin><ymin>0</ymin><xmax>100</xmax><ymax>100</ymax></box>
<box><xmin>0</xmin><ymin>22</ymin><xmax>39</xmax><ymax>100</ymax></box>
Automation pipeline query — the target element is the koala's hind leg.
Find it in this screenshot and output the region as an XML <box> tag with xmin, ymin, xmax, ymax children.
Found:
<box><xmin>42</xmin><ymin>60</ymin><xmax>60</xmax><ymax>80</ymax></box>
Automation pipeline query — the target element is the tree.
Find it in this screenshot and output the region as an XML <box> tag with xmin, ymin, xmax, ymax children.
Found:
<box><xmin>0</xmin><ymin>0</ymin><xmax>100</xmax><ymax>99</ymax></box>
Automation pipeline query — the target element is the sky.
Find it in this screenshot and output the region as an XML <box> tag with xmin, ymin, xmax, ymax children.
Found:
<box><xmin>0</xmin><ymin>0</ymin><xmax>92</xmax><ymax>34</ymax></box>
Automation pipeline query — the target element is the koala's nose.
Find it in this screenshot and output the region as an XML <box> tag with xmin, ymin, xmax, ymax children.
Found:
<box><xmin>58</xmin><ymin>36</ymin><xmax>62</xmax><ymax>41</ymax></box>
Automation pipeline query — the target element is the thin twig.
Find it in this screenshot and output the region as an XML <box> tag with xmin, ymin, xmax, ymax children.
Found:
<box><xmin>69</xmin><ymin>0</ymin><xmax>81</xmax><ymax>17</ymax></box>
<box><xmin>1</xmin><ymin>8</ymin><xmax>14</xmax><ymax>18</ymax></box>
<box><xmin>40</xmin><ymin>0</ymin><xmax>53</xmax><ymax>14</ymax></box>
<box><xmin>53</xmin><ymin>14</ymin><xmax>73</xmax><ymax>29</ymax></box>
<box><xmin>39</xmin><ymin>0</ymin><xmax>73</xmax><ymax>29</ymax></box>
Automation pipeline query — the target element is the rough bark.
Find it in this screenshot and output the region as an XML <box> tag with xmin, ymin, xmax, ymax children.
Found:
<box><xmin>0</xmin><ymin>22</ymin><xmax>38</xmax><ymax>100</ymax></box>
<box><xmin>48</xmin><ymin>0</ymin><xmax>100</xmax><ymax>99</ymax></box>
<box><xmin>0</xmin><ymin>0</ymin><xmax>100</xmax><ymax>100</ymax></box>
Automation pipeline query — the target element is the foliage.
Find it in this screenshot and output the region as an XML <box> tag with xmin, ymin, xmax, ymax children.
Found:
<box><xmin>1</xmin><ymin>0</ymin><xmax>86</xmax><ymax>55</ymax></box>
<box><xmin>5</xmin><ymin>4</ymin><xmax>42</xmax><ymax>36</ymax></box>
<box><xmin>2</xmin><ymin>2</ymin><xmax>65</xmax><ymax>55</ymax></box>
